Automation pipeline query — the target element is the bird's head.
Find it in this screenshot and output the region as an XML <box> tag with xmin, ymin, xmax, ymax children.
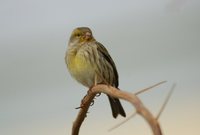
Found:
<box><xmin>69</xmin><ymin>27</ymin><xmax>95</xmax><ymax>45</ymax></box>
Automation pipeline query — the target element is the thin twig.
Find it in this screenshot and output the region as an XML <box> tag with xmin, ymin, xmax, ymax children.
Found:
<box><xmin>108</xmin><ymin>81</ymin><xmax>167</xmax><ymax>131</ymax></box>
<box><xmin>108</xmin><ymin>112</ymin><xmax>137</xmax><ymax>132</ymax></box>
<box><xmin>135</xmin><ymin>81</ymin><xmax>167</xmax><ymax>95</ymax></box>
<box><xmin>156</xmin><ymin>83</ymin><xmax>176</xmax><ymax>120</ymax></box>
<box><xmin>93</xmin><ymin>85</ymin><xmax>162</xmax><ymax>135</ymax></box>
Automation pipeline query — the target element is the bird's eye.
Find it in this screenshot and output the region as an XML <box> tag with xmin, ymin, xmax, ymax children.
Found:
<box><xmin>76</xmin><ymin>33</ymin><xmax>81</xmax><ymax>37</ymax></box>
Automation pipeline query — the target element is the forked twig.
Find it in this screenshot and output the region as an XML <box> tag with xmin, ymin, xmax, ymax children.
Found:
<box><xmin>108</xmin><ymin>82</ymin><xmax>175</xmax><ymax>131</ymax></box>
<box><xmin>72</xmin><ymin>84</ymin><xmax>162</xmax><ymax>135</ymax></box>
<box><xmin>135</xmin><ymin>81</ymin><xmax>167</xmax><ymax>95</ymax></box>
<box><xmin>156</xmin><ymin>83</ymin><xmax>176</xmax><ymax>120</ymax></box>
<box><xmin>108</xmin><ymin>81</ymin><xmax>167</xmax><ymax>131</ymax></box>
<box><xmin>108</xmin><ymin>112</ymin><xmax>137</xmax><ymax>132</ymax></box>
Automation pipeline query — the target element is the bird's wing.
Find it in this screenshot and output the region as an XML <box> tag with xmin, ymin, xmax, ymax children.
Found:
<box><xmin>95</xmin><ymin>42</ymin><xmax>119</xmax><ymax>87</ymax></box>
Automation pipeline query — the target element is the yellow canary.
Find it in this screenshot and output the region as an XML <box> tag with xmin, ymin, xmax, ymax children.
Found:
<box><xmin>65</xmin><ymin>27</ymin><xmax>126</xmax><ymax>118</ymax></box>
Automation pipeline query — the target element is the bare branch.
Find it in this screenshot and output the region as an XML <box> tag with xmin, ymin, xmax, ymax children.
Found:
<box><xmin>109</xmin><ymin>81</ymin><xmax>173</xmax><ymax>131</ymax></box>
<box><xmin>72</xmin><ymin>84</ymin><xmax>162</xmax><ymax>135</ymax></box>
<box><xmin>71</xmin><ymin>92</ymin><xmax>96</xmax><ymax>135</ymax></box>
<box><xmin>135</xmin><ymin>81</ymin><xmax>167</xmax><ymax>95</ymax></box>
<box><xmin>108</xmin><ymin>112</ymin><xmax>137</xmax><ymax>132</ymax></box>
<box><xmin>156</xmin><ymin>83</ymin><xmax>176</xmax><ymax>120</ymax></box>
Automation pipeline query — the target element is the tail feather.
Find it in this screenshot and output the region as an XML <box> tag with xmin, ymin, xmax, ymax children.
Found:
<box><xmin>108</xmin><ymin>96</ymin><xmax>126</xmax><ymax>118</ymax></box>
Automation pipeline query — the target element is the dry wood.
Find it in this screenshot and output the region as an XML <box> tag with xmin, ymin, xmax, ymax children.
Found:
<box><xmin>71</xmin><ymin>84</ymin><xmax>164</xmax><ymax>135</ymax></box>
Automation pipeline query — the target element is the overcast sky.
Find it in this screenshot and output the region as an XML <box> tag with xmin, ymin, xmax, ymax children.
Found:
<box><xmin>0</xmin><ymin>0</ymin><xmax>200</xmax><ymax>135</ymax></box>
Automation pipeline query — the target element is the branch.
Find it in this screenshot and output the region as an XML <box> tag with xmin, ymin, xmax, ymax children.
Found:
<box><xmin>71</xmin><ymin>92</ymin><xmax>96</xmax><ymax>135</ymax></box>
<box><xmin>72</xmin><ymin>84</ymin><xmax>162</xmax><ymax>135</ymax></box>
<box><xmin>156</xmin><ymin>83</ymin><xmax>176</xmax><ymax>120</ymax></box>
<box><xmin>135</xmin><ymin>81</ymin><xmax>166</xmax><ymax>95</ymax></box>
<box><xmin>109</xmin><ymin>82</ymin><xmax>173</xmax><ymax>131</ymax></box>
<box><xmin>108</xmin><ymin>112</ymin><xmax>137</xmax><ymax>132</ymax></box>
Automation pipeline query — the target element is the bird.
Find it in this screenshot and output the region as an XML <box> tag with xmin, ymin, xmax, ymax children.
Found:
<box><xmin>65</xmin><ymin>27</ymin><xmax>126</xmax><ymax>118</ymax></box>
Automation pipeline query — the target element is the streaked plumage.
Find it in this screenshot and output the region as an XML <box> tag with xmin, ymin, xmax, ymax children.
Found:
<box><xmin>65</xmin><ymin>27</ymin><xmax>126</xmax><ymax>118</ymax></box>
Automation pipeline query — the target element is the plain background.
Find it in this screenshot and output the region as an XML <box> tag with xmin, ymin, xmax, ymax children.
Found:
<box><xmin>0</xmin><ymin>0</ymin><xmax>200</xmax><ymax>135</ymax></box>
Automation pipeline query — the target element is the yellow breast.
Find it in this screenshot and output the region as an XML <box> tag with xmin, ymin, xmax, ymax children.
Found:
<box><xmin>68</xmin><ymin>54</ymin><xmax>89</xmax><ymax>72</ymax></box>
<box><xmin>67</xmin><ymin>52</ymin><xmax>95</xmax><ymax>87</ymax></box>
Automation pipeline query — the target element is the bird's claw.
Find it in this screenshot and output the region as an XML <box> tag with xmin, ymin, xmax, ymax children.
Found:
<box><xmin>95</xmin><ymin>92</ymin><xmax>101</xmax><ymax>97</ymax></box>
<box><xmin>90</xmin><ymin>100</ymin><xmax>94</xmax><ymax>106</ymax></box>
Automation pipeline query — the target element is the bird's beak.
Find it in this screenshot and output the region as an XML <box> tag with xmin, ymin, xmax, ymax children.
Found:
<box><xmin>84</xmin><ymin>32</ymin><xmax>92</xmax><ymax>40</ymax></box>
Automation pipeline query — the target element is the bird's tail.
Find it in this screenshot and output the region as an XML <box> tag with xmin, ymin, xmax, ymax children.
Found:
<box><xmin>108</xmin><ymin>96</ymin><xmax>126</xmax><ymax>118</ymax></box>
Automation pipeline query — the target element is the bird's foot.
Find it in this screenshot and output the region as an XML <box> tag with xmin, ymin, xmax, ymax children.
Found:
<box><xmin>75</xmin><ymin>91</ymin><xmax>95</xmax><ymax>109</ymax></box>
<box><xmin>75</xmin><ymin>94</ymin><xmax>87</xmax><ymax>109</ymax></box>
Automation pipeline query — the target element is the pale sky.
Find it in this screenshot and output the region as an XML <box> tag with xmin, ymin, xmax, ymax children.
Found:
<box><xmin>0</xmin><ymin>0</ymin><xmax>200</xmax><ymax>135</ymax></box>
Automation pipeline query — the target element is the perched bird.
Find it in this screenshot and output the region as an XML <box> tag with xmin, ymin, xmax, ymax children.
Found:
<box><xmin>65</xmin><ymin>27</ymin><xmax>126</xmax><ymax>118</ymax></box>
